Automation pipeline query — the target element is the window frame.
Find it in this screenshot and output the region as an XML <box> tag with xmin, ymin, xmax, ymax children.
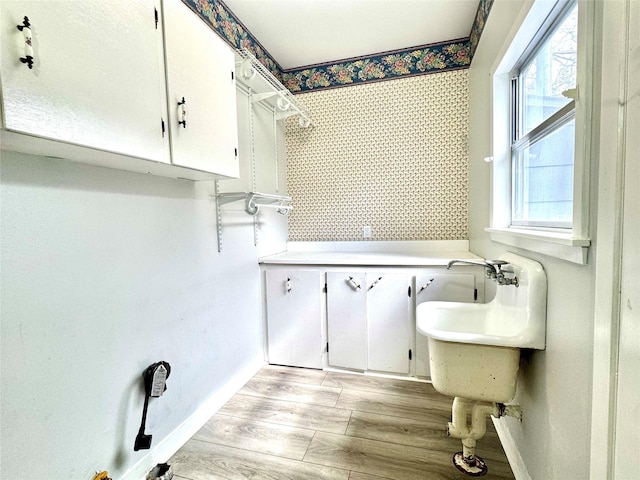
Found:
<box><xmin>510</xmin><ymin>0</ymin><xmax>578</xmax><ymax>229</ymax></box>
<box><xmin>486</xmin><ymin>0</ymin><xmax>594</xmax><ymax>265</ymax></box>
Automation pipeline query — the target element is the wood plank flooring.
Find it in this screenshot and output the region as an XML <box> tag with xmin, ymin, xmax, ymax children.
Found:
<box><xmin>169</xmin><ymin>365</ymin><xmax>515</xmax><ymax>480</ymax></box>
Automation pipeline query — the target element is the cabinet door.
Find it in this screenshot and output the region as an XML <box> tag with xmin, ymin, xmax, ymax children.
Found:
<box><xmin>367</xmin><ymin>273</ymin><xmax>411</xmax><ymax>374</ymax></box>
<box><xmin>265</xmin><ymin>270</ymin><xmax>322</xmax><ymax>369</ymax></box>
<box><xmin>415</xmin><ymin>273</ymin><xmax>476</xmax><ymax>377</ymax></box>
<box><xmin>0</xmin><ymin>1</ymin><xmax>168</xmax><ymax>162</ymax></box>
<box><xmin>162</xmin><ymin>0</ymin><xmax>239</xmax><ymax>177</ymax></box>
<box><xmin>415</xmin><ymin>273</ymin><xmax>476</xmax><ymax>303</ymax></box>
<box><xmin>326</xmin><ymin>272</ymin><xmax>367</xmax><ymax>370</ymax></box>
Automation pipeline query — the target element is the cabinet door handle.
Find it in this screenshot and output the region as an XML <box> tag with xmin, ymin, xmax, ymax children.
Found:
<box><xmin>418</xmin><ymin>278</ymin><xmax>435</xmax><ymax>293</ymax></box>
<box><xmin>17</xmin><ymin>16</ymin><xmax>34</xmax><ymax>69</ymax></box>
<box><xmin>177</xmin><ymin>97</ymin><xmax>187</xmax><ymax>128</ymax></box>
<box><xmin>347</xmin><ymin>276</ymin><xmax>361</xmax><ymax>291</ymax></box>
<box><xmin>286</xmin><ymin>277</ymin><xmax>291</xmax><ymax>293</ymax></box>
<box><xmin>368</xmin><ymin>276</ymin><xmax>383</xmax><ymax>291</ymax></box>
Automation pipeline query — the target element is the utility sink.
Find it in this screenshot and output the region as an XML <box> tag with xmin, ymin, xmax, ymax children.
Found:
<box><xmin>417</xmin><ymin>252</ymin><xmax>547</xmax><ymax>403</ymax></box>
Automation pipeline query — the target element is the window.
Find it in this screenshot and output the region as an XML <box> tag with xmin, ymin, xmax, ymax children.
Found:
<box><xmin>487</xmin><ymin>0</ymin><xmax>593</xmax><ymax>264</ymax></box>
<box><xmin>511</xmin><ymin>2</ymin><xmax>578</xmax><ymax>228</ymax></box>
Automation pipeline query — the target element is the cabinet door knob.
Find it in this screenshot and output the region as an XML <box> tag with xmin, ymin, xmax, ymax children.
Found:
<box><xmin>16</xmin><ymin>16</ymin><xmax>34</xmax><ymax>69</ymax></box>
<box><xmin>368</xmin><ymin>276</ymin><xmax>383</xmax><ymax>291</ymax></box>
<box><xmin>347</xmin><ymin>276</ymin><xmax>361</xmax><ymax>291</ymax></box>
<box><xmin>177</xmin><ymin>97</ymin><xmax>187</xmax><ymax>128</ymax></box>
<box><xmin>418</xmin><ymin>278</ymin><xmax>435</xmax><ymax>293</ymax></box>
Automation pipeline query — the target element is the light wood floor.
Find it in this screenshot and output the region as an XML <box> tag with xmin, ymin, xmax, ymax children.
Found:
<box><xmin>169</xmin><ymin>365</ymin><xmax>515</xmax><ymax>480</ymax></box>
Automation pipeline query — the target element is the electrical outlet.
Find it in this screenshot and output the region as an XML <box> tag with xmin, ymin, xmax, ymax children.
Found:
<box><xmin>363</xmin><ymin>226</ymin><xmax>372</xmax><ymax>238</ymax></box>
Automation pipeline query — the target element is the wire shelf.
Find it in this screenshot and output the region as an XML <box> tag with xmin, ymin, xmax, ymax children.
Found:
<box><xmin>235</xmin><ymin>49</ymin><xmax>312</xmax><ymax>128</ymax></box>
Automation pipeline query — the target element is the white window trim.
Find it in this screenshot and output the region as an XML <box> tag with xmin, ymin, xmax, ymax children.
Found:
<box><xmin>486</xmin><ymin>0</ymin><xmax>595</xmax><ymax>265</ymax></box>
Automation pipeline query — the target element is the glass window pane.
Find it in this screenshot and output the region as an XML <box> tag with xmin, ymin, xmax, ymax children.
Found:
<box><xmin>520</xmin><ymin>4</ymin><xmax>577</xmax><ymax>136</ymax></box>
<box><xmin>512</xmin><ymin>119</ymin><xmax>575</xmax><ymax>226</ymax></box>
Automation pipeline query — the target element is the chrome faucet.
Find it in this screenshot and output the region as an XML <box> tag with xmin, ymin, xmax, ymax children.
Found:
<box><xmin>447</xmin><ymin>259</ymin><xmax>519</xmax><ymax>287</ymax></box>
<box><xmin>446</xmin><ymin>259</ymin><xmax>507</xmax><ymax>274</ymax></box>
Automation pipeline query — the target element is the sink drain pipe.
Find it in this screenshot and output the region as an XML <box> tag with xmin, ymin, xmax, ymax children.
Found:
<box><xmin>447</xmin><ymin>397</ymin><xmax>521</xmax><ymax>476</ymax></box>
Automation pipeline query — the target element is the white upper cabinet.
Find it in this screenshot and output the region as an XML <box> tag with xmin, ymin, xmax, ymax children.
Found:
<box><xmin>0</xmin><ymin>0</ymin><xmax>169</xmax><ymax>163</ymax></box>
<box><xmin>0</xmin><ymin>0</ymin><xmax>239</xmax><ymax>180</ymax></box>
<box><xmin>162</xmin><ymin>0</ymin><xmax>239</xmax><ymax>177</ymax></box>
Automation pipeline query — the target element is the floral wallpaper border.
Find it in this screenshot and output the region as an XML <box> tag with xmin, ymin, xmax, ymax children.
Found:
<box><xmin>470</xmin><ymin>0</ymin><xmax>494</xmax><ymax>58</ymax></box>
<box><xmin>183</xmin><ymin>0</ymin><xmax>494</xmax><ymax>93</ymax></box>
<box><xmin>280</xmin><ymin>40</ymin><xmax>471</xmax><ymax>93</ymax></box>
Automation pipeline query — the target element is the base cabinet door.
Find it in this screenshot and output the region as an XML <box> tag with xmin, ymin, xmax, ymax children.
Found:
<box><xmin>326</xmin><ymin>271</ymin><xmax>410</xmax><ymax>374</ymax></box>
<box><xmin>367</xmin><ymin>273</ymin><xmax>411</xmax><ymax>374</ymax></box>
<box><xmin>415</xmin><ymin>273</ymin><xmax>476</xmax><ymax>377</ymax></box>
<box><xmin>326</xmin><ymin>272</ymin><xmax>367</xmax><ymax>370</ymax></box>
<box><xmin>265</xmin><ymin>270</ymin><xmax>322</xmax><ymax>369</ymax></box>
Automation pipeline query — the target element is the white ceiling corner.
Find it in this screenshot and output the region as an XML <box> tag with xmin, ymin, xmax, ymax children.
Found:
<box><xmin>223</xmin><ymin>0</ymin><xmax>481</xmax><ymax>70</ymax></box>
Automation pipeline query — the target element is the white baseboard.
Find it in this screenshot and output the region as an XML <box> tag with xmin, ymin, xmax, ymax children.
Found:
<box><xmin>123</xmin><ymin>358</ymin><xmax>265</xmax><ymax>480</ymax></box>
<box><xmin>492</xmin><ymin>417</ymin><xmax>532</xmax><ymax>480</ymax></box>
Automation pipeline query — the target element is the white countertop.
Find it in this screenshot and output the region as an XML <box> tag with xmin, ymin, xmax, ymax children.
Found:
<box><xmin>259</xmin><ymin>241</ymin><xmax>481</xmax><ymax>266</ymax></box>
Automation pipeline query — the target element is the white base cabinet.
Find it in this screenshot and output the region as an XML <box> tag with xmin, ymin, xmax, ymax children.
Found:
<box><xmin>262</xmin><ymin>264</ymin><xmax>481</xmax><ymax>377</ymax></box>
<box><xmin>265</xmin><ymin>270</ymin><xmax>323</xmax><ymax>369</ymax></box>
<box><xmin>327</xmin><ymin>272</ymin><xmax>410</xmax><ymax>374</ymax></box>
<box><xmin>326</xmin><ymin>272</ymin><xmax>368</xmax><ymax>370</ymax></box>
<box><xmin>367</xmin><ymin>273</ymin><xmax>411</xmax><ymax>373</ymax></box>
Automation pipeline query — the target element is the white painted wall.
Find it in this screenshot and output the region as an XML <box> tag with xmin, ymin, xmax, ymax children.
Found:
<box><xmin>468</xmin><ymin>1</ymin><xmax>604</xmax><ymax>478</ymax></box>
<box><xmin>0</xmin><ymin>91</ymin><xmax>287</xmax><ymax>479</ymax></box>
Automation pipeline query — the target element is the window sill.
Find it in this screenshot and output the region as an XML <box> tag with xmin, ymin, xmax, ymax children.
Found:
<box><xmin>485</xmin><ymin>227</ymin><xmax>590</xmax><ymax>265</ymax></box>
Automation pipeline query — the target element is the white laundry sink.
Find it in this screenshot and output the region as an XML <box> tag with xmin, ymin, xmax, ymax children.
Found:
<box><xmin>417</xmin><ymin>252</ymin><xmax>547</xmax><ymax>402</ymax></box>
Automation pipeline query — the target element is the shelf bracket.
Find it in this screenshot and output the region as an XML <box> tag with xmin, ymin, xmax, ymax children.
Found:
<box><xmin>215</xmin><ymin>181</ymin><xmax>224</xmax><ymax>253</ymax></box>
<box><xmin>215</xmin><ymin>190</ymin><xmax>292</xmax><ymax>252</ymax></box>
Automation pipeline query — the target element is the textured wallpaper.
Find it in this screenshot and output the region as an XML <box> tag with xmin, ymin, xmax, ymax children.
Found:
<box><xmin>285</xmin><ymin>70</ymin><xmax>469</xmax><ymax>241</ymax></box>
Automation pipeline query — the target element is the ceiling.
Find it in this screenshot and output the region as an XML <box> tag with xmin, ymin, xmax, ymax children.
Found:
<box><xmin>222</xmin><ymin>0</ymin><xmax>481</xmax><ymax>70</ymax></box>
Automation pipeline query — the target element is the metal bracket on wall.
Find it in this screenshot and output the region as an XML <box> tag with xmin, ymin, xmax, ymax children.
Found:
<box><xmin>214</xmin><ymin>180</ymin><xmax>224</xmax><ymax>252</ymax></box>
<box><xmin>214</xmin><ymin>185</ymin><xmax>292</xmax><ymax>252</ymax></box>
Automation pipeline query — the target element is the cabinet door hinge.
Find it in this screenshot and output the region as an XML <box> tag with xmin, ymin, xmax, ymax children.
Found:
<box><xmin>409</xmin><ymin>349</ymin><xmax>412</xmax><ymax>360</ymax></box>
<box><xmin>474</xmin><ymin>288</ymin><xmax>478</xmax><ymax>302</ymax></box>
<box><xmin>408</xmin><ymin>286</ymin><xmax>412</xmax><ymax>297</ymax></box>
<box><xmin>154</xmin><ymin>8</ymin><xmax>159</xmax><ymax>29</ymax></box>
<box><xmin>323</xmin><ymin>282</ymin><xmax>327</xmax><ymax>293</ymax></box>
<box><xmin>161</xmin><ymin>118</ymin><xmax>165</xmax><ymax>138</ymax></box>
